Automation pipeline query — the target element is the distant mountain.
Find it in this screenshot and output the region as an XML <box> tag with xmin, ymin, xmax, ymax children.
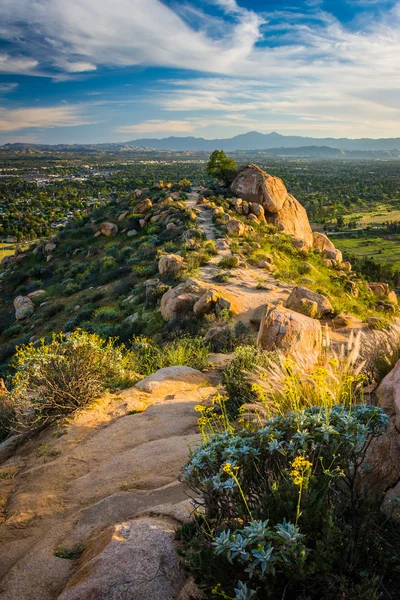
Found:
<box><xmin>130</xmin><ymin>131</ymin><xmax>400</xmax><ymax>152</ymax></box>
<box><xmin>2</xmin><ymin>134</ymin><xmax>400</xmax><ymax>157</ymax></box>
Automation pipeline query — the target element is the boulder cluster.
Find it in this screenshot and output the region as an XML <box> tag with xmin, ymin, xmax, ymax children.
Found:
<box><xmin>159</xmin><ymin>279</ymin><xmax>231</xmax><ymax>321</ymax></box>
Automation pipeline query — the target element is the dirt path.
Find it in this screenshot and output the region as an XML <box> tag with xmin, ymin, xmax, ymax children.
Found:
<box><xmin>0</xmin><ymin>383</ymin><xmax>217</xmax><ymax>599</ymax></box>
<box><xmin>186</xmin><ymin>192</ymin><xmax>293</xmax><ymax>327</ymax></box>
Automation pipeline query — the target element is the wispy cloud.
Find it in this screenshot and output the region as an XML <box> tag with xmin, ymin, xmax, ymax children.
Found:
<box><xmin>0</xmin><ymin>104</ymin><xmax>98</xmax><ymax>132</ymax></box>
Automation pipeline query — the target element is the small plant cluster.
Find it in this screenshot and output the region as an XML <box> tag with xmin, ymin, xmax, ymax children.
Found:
<box><xmin>129</xmin><ymin>335</ymin><xmax>209</xmax><ymax>376</ymax></box>
<box><xmin>181</xmin><ymin>405</ymin><xmax>400</xmax><ymax>599</ymax></box>
<box><xmin>6</xmin><ymin>329</ymin><xmax>135</xmax><ymax>433</ymax></box>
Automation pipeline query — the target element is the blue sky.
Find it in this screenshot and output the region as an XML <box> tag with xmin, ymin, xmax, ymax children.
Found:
<box><xmin>0</xmin><ymin>0</ymin><xmax>399</xmax><ymax>144</ymax></box>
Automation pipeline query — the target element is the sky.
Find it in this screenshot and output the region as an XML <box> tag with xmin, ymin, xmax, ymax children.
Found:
<box><xmin>0</xmin><ymin>0</ymin><xmax>399</xmax><ymax>144</ymax></box>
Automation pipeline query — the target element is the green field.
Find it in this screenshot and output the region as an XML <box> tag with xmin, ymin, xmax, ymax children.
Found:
<box><xmin>0</xmin><ymin>243</ymin><xmax>17</xmax><ymax>262</ymax></box>
<box><xmin>345</xmin><ymin>205</ymin><xmax>400</xmax><ymax>227</ymax></box>
<box><xmin>335</xmin><ymin>233</ymin><xmax>400</xmax><ymax>269</ymax></box>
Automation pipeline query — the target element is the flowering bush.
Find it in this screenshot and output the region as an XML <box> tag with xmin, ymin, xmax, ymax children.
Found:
<box><xmin>181</xmin><ymin>405</ymin><xmax>399</xmax><ymax>599</ymax></box>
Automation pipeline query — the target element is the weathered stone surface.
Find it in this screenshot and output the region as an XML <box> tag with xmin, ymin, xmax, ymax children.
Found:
<box><xmin>226</xmin><ymin>218</ymin><xmax>245</xmax><ymax>236</ymax></box>
<box><xmin>332</xmin><ymin>313</ymin><xmax>362</xmax><ymax>329</ymax></box>
<box><xmin>27</xmin><ymin>289</ymin><xmax>46</xmax><ymax>299</ymax></box>
<box><xmin>249</xmin><ymin>202</ymin><xmax>265</xmax><ymax>218</ymax></box>
<box><xmin>342</xmin><ymin>261</ymin><xmax>352</xmax><ymax>272</ymax></box>
<box><xmin>127</xmin><ymin>229</ymin><xmax>138</xmax><ymax>237</ymax></box>
<box><xmin>257</xmin><ymin>257</ymin><xmax>275</xmax><ymax>271</ymax></box>
<box><xmin>286</xmin><ymin>286</ymin><xmax>333</xmax><ymax>317</ymax></box>
<box><xmin>44</xmin><ymin>242</ymin><xmax>57</xmax><ymax>254</ymax></box>
<box><xmin>376</xmin><ymin>359</ymin><xmax>400</xmax><ymax>430</ymax></box>
<box><xmin>158</xmin><ymin>254</ymin><xmax>186</xmax><ymax>278</ymax></box>
<box><xmin>230</xmin><ymin>164</ymin><xmax>287</xmax><ymax>213</ymax></box>
<box><xmin>313</xmin><ymin>232</ymin><xmax>342</xmax><ymax>262</ymax></box>
<box><xmin>193</xmin><ymin>289</ymin><xmax>219</xmax><ymax>317</ymax></box>
<box><xmin>136</xmin><ymin>198</ymin><xmax>152</xmax><ymax>214</ymax></box>
<box><xmin>388</xmin><ymin>290</ymin><xmax>398</xmax><ymax>305</ymax></box>
<box><xmin>99</xmin><ymin>222</ymin><xmax>118</xmax><ymax>237</ymax></box>
<box><xmin>118</xmin><ymin>211</ymin><xmax>130</xmax><ymax>222</ymax></box>
<box><xmin>135</xmin><ymin>366</ymin><xmax>211</xmax><ymax>396</ymax></box>
<box><xmin>267</xmin><ymin>194</ymin><xmax>313</xmax><ymax>248</ymax></box>
<box><xmin>14</xmin><ymin>296</ymin><xmax>34</xmax><ymax>320</ymax></box>
<box><xmin>160</xmin><ymin>280</ymin><xmax>202</xmax><ymax>320</ymax></box>
<box><xmin>57</xmin><ymin>518</ymin><xmax>185</xmax><ymax>600</ymax></box>
<box><xmin>257</xmin><ymin>303</ymin><xmax>322</xmax><ymax>368</ymax></box>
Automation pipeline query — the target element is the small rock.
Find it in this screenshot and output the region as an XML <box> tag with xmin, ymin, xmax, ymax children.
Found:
<box><xmin>227</xmin><ymin>218</ymin><xmax>246</xmax><ymax>236</ymax></box>
<box><xmin>99</xmin><ymin>222</ymin><xmax>118</xmax><ymax>237</ymax></box>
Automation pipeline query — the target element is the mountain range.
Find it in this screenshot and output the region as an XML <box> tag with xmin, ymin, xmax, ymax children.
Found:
<box><xmin>130</xmin><ymin>131</ymin><xmax>400</xmax><ymax>152</ymax></box>
<box><xmin>2</xmin><ymin>131</ymin><xmax>400</xmax><ymax>157</ymax></box>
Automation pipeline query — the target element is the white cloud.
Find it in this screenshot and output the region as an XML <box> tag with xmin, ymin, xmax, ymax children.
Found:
<box><xmin>0</xmin><ymin>53</ymin><xmax>38</xmax><ymax>75</ymax></box>
<box><xmin>1</xmin><ymin>0</ymin><xmax>400</xmax><ymax>136</ymax></box>
<box><xmin>0</xmin><ymin>104</ymin><xmax>97</xmax><ymax>132</ymax></box>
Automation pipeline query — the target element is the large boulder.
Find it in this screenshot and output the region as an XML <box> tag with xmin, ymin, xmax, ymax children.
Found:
<box><xmin>226</xmin><ymin>218</ymin><xmax>246</xmax><ymax>237</ymax></box>
<box><xmin>230</xmin><ymin>165</ymin><xmax>313</xmax><ymax>248</ymax></box>
<box><xmin>368</xmin><ymin>282</ymin><xmax>397</xmax><ymax>304</ymax></box>
<box><xmin>14</xmin><ymin>296</ymin><xmax>34</xmax><ymax>321</ymax></box>
<box><xmin>57</xmin><ymin>518</ymin><xmax>185</xmax><ymax>600</ymax></box>
<box><xmin>99</xmin><ymin>222</ymin><xmax>118</xmax><ymax>237</ymax></box>
<box><xmin>160</xmin><ymin>280</ymin><xmax>202</xmax><ymax>320</ymax></box>
<box><xmin>257</xmin><ymin>303</ymin><xmax>322</xmax><ymax>369</ymax></box>
<box><xmin>376</xmin><ymin>359</ymin><xmax>400</xmax><ymax>431</ymax></box>
<box><xmin>136</xmin><ymin>198</ymin><xmax>152</xmax><ymax>214</ymax></box>
<box><xmin>313</xmin><ymin>232</ymin><xmax>342</xmax><ymax>263</ymax></box>
<box><xmin>230</xmin><ymin>164</ymin><xmax>287</xmax><ymax>213</ymax></box>
<box><xmin>158</xmin><ymin>254</ymin><xmax>186</xmax><ymax>278</ymax></box>
<box><xmin>193</xmin><ymin>289</ymin><xmax>220</xmax><ymax>317</ymax></box>
<box><xmin>362</xmin><ymin>361</ymin><xmax>400</xmax><ymax>517</ymax></box>
<box><xmin>286</xmin><ymin>286</ymin><xmax>333</xmax><ymax>318</ymax></box>
<box><xmin>135</xmin><ymin>366</ymin><xmax>211</xmax><ymax>396</ymax></box>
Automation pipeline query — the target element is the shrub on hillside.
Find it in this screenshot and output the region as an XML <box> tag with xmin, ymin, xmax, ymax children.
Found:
<box><xmin>181</xmin><ymin>405</ymin><xmax>398</xmax><ymax>600</ymax></box>
<box><xmin>10</xmin><ymin>330</ymin><xmax>135</xmax><ymax>430</ymax></box>
<box><xmin>130</xmin><ymin>336</ymin><xmax>209</xmax><ymax>376</ymax></box>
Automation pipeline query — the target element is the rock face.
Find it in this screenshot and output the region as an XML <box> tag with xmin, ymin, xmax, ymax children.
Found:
<box><xmin>14</xmin><ymin>295</ymin><xmax>34</xmax><ymax>320</ymax></box>
<box><xmin>58</xmin><ymin>518</ymin><xmax>185</xmax><ymax>600</ymax></box>
<box><xmin>99</xmin><ymin>222</ymin><xmax>118</xmax><ymax>237</ymax></box>
<box><xmin>312</xmin><ymin>232</ymin><xmax>342</xmax><ymax>263</ymax></box>
<box><xmin>158</xmin><ymin>254</ymin><xmax>186</xmax><ymax>278</ymax></box>
<box><xmin>286</xmin><ymin>286</ymin><xmax>333</xmax><ymax>318</ymax></box>
<box><xmin>363</xmin><ymin>361</ymin><xmax>400</xmax><ymax>518</ymax></box>
<box><xmin>376</xmin><ymin>360</ymin><xmax>400</xmax><ymax>431</ymax></box>
<box><xmin>230</xmin><ymin>165</ymin><xmax>313</xmax><ymax>247</ymax></box>
<box><xmin>257</xmin><ymin>303</ymin><xmax>322</xmax><ymax>369</ymax></box>
<box><xmin>135</xmin><ymin>366</ymin><xmax>211</xmax><ymax>396</ymax></box>
<box><xmin>160</xmin><ymin>280</ymin><xmax>202</xmax><ymax>320</ymax></box>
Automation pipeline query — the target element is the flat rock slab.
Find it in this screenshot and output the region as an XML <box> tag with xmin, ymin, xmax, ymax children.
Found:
<box><xmin>135</xmin><ymin>366</ymin><xmax>212</xmax><ymax>396</ymax></box>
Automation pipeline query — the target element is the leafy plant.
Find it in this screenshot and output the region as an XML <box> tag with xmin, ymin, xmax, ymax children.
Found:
<box><xmin>181</xmin><ymin>405</ymin><xmax>397</xmax><ymax>600</ymax></box>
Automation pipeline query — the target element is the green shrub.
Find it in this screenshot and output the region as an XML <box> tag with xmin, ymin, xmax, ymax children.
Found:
<box><xmin>219</xmin><ymin>256</ymin><xmax>239</xmax><ymax>269</ymax></box>
<box><xmin>131</xmin><ymin>336</ymin><xmax>209</xmax><ymax>376</ymax></box>
<box><xmin>92</xmin><ymin>306</ymin><xmax>121</xmax><ymax>322</ymax></box>
<box><xmin>181</xmin><ymin>405</ymin><xmax>397</xmax><ymax>600</ymax></box>
<box><xmin>10</xmin><ymin>330</ymin><xmax>135</xmax><ymax>430</ymax></box>
<box><xmin>222</xmin><ymin>346</ymin><xmax>274</xmax><ymax>415</ymax></box>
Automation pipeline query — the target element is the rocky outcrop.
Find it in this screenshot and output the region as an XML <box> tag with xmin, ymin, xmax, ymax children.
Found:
<box><xmin>257</xmin><ymin>303</ymin><xmax>322</xmax><ymax>369</ymax></box>
<box><xmin>230</xmin><ymin>165</ymin><xmax>313</xmax><ymax>247</ymax></box>
<box><xmin>99</xmin><ymin>222</ymin><xmax>118</xmax><ymax>237</ymax></box>
<box><xmin>158</xmin><ymin>254</ymin><xmax>186</xmax><ymax>278</ymax></box>
<box><xmin>286</xmin><ymin>286</ymin><xmax>333</xmax><ymax>318</ymax></box>
<box><xmin>312</xmin><ymin>232</ymin><xmax>342</xmax><ymax>263</ymax></box>
<box><xmin>160</xmin><ymin>280</ymin><xmax>202</xmax><ymax>320</ymax></box>
<box><xmin>14</xmin><ymin>295</ymin><xmax>34</xmax><ymax>320</ymax></box>
<box><xmin>135</xmin><ymin>366</ymin><xmax>211</xmax><ymax>396</ymax></box>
